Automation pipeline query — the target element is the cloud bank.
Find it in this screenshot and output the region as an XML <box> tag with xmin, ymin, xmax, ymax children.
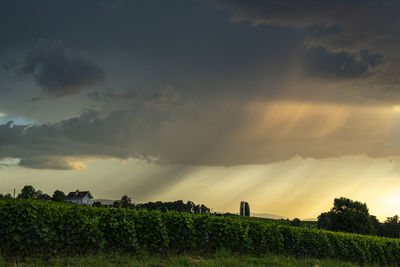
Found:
<box><xmin>1</xmin><ymin>98</ymin><xmax>400</xmax><ymax>169</ymax></box>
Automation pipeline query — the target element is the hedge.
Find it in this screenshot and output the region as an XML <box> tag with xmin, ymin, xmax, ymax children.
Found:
<box><xmin>0</xmin><ymin>199</ymin><xmax>400</xmax><ymax>264</ymax></box>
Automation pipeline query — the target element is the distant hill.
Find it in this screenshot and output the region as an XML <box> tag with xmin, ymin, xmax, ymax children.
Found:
<box><xmin>251</xmin><ymin>212</ymin><xmax>287</xmax><ymax>220</ymax></box>
<box><xmin>302</xmin><ymin>218</ymin><xmax>318</xmax><ymax>222</ymax></box>
<box><xmin>251</xmin><ymin>213</ymin><xmax>317</xmax><ymax>222</ymax></box>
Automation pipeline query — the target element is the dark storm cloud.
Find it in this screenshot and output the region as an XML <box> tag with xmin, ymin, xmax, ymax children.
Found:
<box><xmin>145</xmin><ymin>87</ymin><xmax>181</xmax><ymax>109</ymax></box>
<box><xmin>213</xmin><ymin>0</ymin><xmax>400</xmax><ymax>52</ymax></box>
<box><xmin>87</xmin><ymin>89</ymin><xmax>137</xmax><ymax>103</ymax></box>
<box><xmin>212</xmin><ymin>0</ymin><xmax>400</xmax><ymax>31</ymax></box>
<box><xmin>100</xmin><ymin>0</ymin><xmax>125</xmax><ymax>9</ymax></box>
<box><xmin>305</xmin><ymin>25</ymin><xmax>342</xmax><ymax>38</ymax></box>
<box><xmin>3</xmin><ymin>58</ymin><xmax>18</xmax><ymax>71</ymax></box>
<box><xmin>213</xmin><ymin>0</ymin><xmax>398</xmax><ymax>83</ymax></box>
<box><xmin>0</xmin><ymin>0</ymin><xmax>400</xmax><ymax>171</ymax></box>
<box><xmin>0</xmin><ymin>88</ymin><xmax>11</xmax><ymax>96</ymax></box>
<box><xmin>304</xmin><ymin>47</ymin><xmax>383</xmax><ymax>78</ymax></box>
<box><xmin>19</xmin><ymin>40</ymin><xmax>106</xmax><ymax>97</ymax></box>
<box><xmin>360</xmin><ymin>50</ymin><xmax>384</xmax><ymax>68</ymax></box>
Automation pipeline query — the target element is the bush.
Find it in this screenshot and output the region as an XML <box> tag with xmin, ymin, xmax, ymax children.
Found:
<box><xmin>290</xmin><ymin>218</ymin><xmax>301</xmax><ymax>227</ymax></box>
<box><xmin>1</xmin><ymin>199</ymin><xmax>400</xmax><ymax>265</ymax></box>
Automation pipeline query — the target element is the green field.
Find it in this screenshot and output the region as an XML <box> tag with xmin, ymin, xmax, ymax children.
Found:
<box><xmin>0</xmin><ymin>199</ymin><xmax>398</xmax><ymax>266</ymax></box>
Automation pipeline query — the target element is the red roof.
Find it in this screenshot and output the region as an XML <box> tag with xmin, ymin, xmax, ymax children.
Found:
<box><xmin>66</xmin><ymin>191</ymin><xmax>93</xmax><ymax>199</ymax></box>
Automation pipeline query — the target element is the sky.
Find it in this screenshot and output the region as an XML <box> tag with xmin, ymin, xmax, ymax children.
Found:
<box><xmin>1</xmin><ymin>0</ymin><xmax>400</xmax><ymax>220</ymax></box>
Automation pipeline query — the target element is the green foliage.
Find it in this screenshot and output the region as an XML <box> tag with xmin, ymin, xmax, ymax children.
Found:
<box><xmin>3</xmin><ymin>193</ymin><xmax>12</xmax><ymax>199</ymax></box>
<box><xmin>120</xmin><ymin>195</ymin><xmax>132</xmax><ymax>208</ymax></box>
<box><xmin>135</xmin><ymin>200</ymin><xmax>211</xmax><ymax>214</ymax></box>
<box><xmin>92</xmin><ymin>201</ymin><xmax>102</xmax><ymax>207</ymax></box>
<box><xmin>1</xmin><ymin>199</ymin><xmax>400</xmax><ymax>265</ymax></box>
<box><xmin>290</xmin><ymin>218</ymin><xmax>301</xmax><ymax>227</ymax></box>
<box><xmin>318</xmin><ymin>197</ymin><xmax>375</xmax><ymax>235</ymax></box>
<box><xmin>52</xmin><ymin>190</ymin><xmax>66</xmax><ymax>202</ymax></box>
<box><xmin>18</xmin><ymin>185</ymin><xmax>39</xmax><ymax>199</ymax></box>
<box><xmin>378</xmin><ymin>215</ymin><xmax>400</xmax><ymax>238</ymax></box>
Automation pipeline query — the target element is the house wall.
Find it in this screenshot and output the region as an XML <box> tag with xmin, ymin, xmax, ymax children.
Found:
<box><xmin>82</xmin><ymin>195</ymin><xmax>93</xmax><ymax>206</ymax></box>
<box><xmin>65</xmin><ymin>193</ymin><xmax>93</xmax><ymax>206</ymax></box>
<box><xmin>66</xmin><ymin>198</ymin><xmax>82</xmax><ymax>205</ymax></box>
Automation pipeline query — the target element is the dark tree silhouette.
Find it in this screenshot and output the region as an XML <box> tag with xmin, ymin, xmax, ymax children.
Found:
<box><xmin>18</xmin><ymin>185</ymin><xmax>39</xmax><ymax>199</ymax></box>
<box><xmin>134</xmin><ymin>200</ymin><xmax>210</xmax><ymax>214</ymax></box>
<box><xmin>291</xmin><ymin>218</ymin><xmax>301</xmax><ymax>227</ymax></box>
<box><xmin>379</xmin><ymin>215</ymin><xmax>400</xmax><ymax>238</ymax></box>
<box><xmin>37</xmin><ymin>193</ymin><xmax>51</xmax><ymax>201</ymax></box>
<box><xmin>120</xmin><ymin>195</ymin><xmax>132</xmax><ymax>208</ymax></box>
<box><xmin>317</xmin><ymin>212</ymin><xmax>330</xmax><ymax>229</ymax></box>
<box><xmin>113</xmin><ymin>200</ymin><xmax>120</xmax><ymax>208</ymax></box>
<box><xmin>318</xmin><ymin>197</ymin><xmax>375</xmax><ymax>235</ymax></box>
<box><xmin>52</xmin><ymin>190</ymin><xmax>66</xmax><ymax>202</ymax></box>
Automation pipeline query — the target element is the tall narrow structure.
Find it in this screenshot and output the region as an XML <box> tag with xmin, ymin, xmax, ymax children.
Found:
<box><xmin>240</xmin><ymin>201</ymin><xmax>245</xmax><ymax>216</ymax></box>
<box><xmin>244</xmin><ymin>202</ymin><xmax>250</xmax><ymax>216</ymax></box>
<box><xmin>240</xmin><ymin>201</ymin><xmax>250</xmax><ymax>216</ymax></box>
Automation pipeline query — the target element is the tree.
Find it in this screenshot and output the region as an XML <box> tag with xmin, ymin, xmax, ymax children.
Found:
<box><xmin>52</xmin><ymin>190</ymin><xmax>66</xmax><ymax>202</ymax></box>
<box><xmin>290</xmin><ymin>218</ymin><xmax>301</xmax><ymax>227</ymax></box>
<box><xmin>380</xmin><ymin>215</ymin><xmax>400</xmax><ymax>237</ymax></box>
<box><xmin>120</xmin><ymin>195</ymin><xmax>132</xmax><ymax>208</ymax></box>
<box><xmin>37</xmin><ymin>193</ymin><xmax>51</xmax><ymax>201</ymax></box>
<box><xmin>187</xmin><ymin>201</ymin><xmax>195</xmax><ymax>213</ymax></box>
<box><xmin>385</xmin><ymin>215</ymin><xmax>399</xmax><ymax>224</ymax></box>
<box><xmin>200</xmin><ymin>204</ymin><xmax>211</xmax><ymax>214</ymax></box>
<box><xmin>370</xmin><ymin>215</ymin><xmax>382</xmax><ymax>235</ymax></box>
<box><xmin>113</xmin><ymin>200</ymin><xmax>120</xmax><ymax>208</ymax></box>
<box><xmin>317</xmin><ymin>212</ymin><xmax>330</xmax><ymax>229</ymax></box>
<box><xmin>18</xmin><ymin>185</ymin><xmax>39</xmax><ymax>199</ymax></box>
<box><xmin>318</xmin><ymin>197</ymin><xmax>375</xmax><ymax>235</ymax></box>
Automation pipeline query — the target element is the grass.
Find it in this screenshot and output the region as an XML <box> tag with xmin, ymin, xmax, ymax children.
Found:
<box><xmin>0</xmin><ymin>251</ymin><xmax>375</xmax><ymax>267</ymax></box>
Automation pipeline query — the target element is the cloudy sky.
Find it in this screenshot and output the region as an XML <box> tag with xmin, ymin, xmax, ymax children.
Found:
<box><xmin>1</xmin><ymin>0</ymin><xmax>400</xmax><ymax>220</ymax></box>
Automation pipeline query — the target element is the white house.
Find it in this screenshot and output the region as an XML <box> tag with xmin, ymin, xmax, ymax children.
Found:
<box><xmin>65</xmin><ymin>190</ymin><xmax>94</xmax><ymax>206</ymax></box>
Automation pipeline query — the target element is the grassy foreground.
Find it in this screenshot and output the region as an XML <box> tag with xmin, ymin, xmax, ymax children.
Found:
<box><xmin>0</xmin><ymin>252</ymin><xmax>373</xmax><ymax>267</ymax></box>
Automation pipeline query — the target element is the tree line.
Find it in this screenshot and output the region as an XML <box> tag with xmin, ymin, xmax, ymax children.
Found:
<box><xmin>0</xmin><ymin>185</ymin><xmax>66</xmax><ymax>202</ymax></box>
<box><xmin>0</xmin><ymin>185</ymin><xmax>211</xmax><ymax>214</ymax></box>
<box><xmin>109</xmin><ymin>194</ymin><xmax>210</xmax><ymax>214</ymax></box>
